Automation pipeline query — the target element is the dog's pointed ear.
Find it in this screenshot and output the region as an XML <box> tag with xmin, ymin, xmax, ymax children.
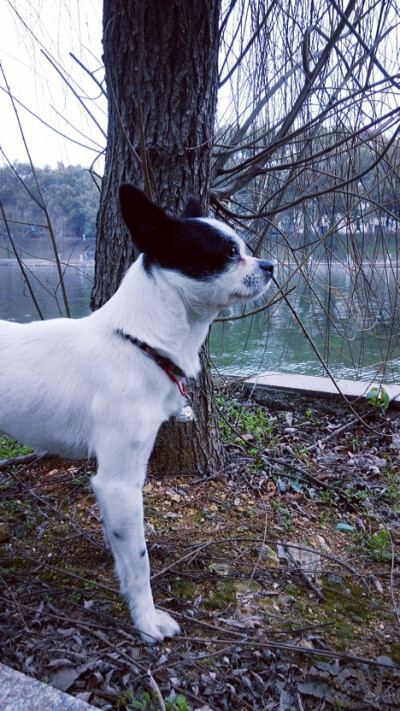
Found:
<box><xmin>119</xmin><ymin>184</ymin><xmax>169</xmax><ymax>253</ymax></box>
<box><xmin>180</xmin><ymin>197</ymin><xmax>203</xmax><ymax>219</ymax></box>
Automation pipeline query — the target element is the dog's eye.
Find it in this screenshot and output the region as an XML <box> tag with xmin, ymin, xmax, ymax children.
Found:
<box><xmin>227</xmin><ymin>244</ymin><xmax>239</xmax><ymax>258</ymax></box>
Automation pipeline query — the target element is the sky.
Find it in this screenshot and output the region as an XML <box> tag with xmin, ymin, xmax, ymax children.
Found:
<box><xmin>0</xmin><ymin>0</ymin><xmax>106</xmax><ymax>169</ymax></box>
<box><xmin>2</xmin><ymin>1</ymin><xmax>399</xmax><ymax>173</ymax></box>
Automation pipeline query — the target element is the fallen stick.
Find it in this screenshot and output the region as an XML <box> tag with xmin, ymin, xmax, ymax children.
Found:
<box><xmin>0</xmin><ymin>451</ymin><xmax>47</xmax><ymax>471</ymax></box>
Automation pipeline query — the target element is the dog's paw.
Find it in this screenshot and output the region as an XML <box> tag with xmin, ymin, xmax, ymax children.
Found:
<box><xmin>138</xmin><ymin>609</ymin><xmax>180</xmax><ymax>644</ymax></box>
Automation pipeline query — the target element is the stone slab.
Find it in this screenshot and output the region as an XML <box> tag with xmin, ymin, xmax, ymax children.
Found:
<box><xmin>245</xmin><ymin>372</ymin><xmax>400</xmax><ymax>408</ymax></box>
<box><xmin>0</xmin><ymin>663</ymin><xmax>97</xmax><ymax>711</ymax></box>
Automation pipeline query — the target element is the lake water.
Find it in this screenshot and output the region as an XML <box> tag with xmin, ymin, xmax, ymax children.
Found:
<box><xmin>1</xmin><ymin>261</ymin><xmax>399</xmax><ymax>384</ymax></box>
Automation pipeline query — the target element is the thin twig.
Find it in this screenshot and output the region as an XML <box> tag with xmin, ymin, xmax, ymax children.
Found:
<box><xmin>0</xmin><ymin>200</ymin><xmax>44</xmax><ymax>320</ymax></box>
<box><xmin>387</xmin><ymin>528</ymin><xmax>400</xmax><ymax>628</ymax></box>
<box><xmin>40</xmin><ymin>50</ymin><xmax>106</xmax><ymax>139</ymax></box>
<box><xmin>147</xmin><ymin>669</ymin><xmax>167</xmax><ymax>711</ymax></box>
<box><xmin>306</xmin><ymin>417</ymin><xmax>359</xmax><ymax>451</ymax></box>
<box><xmin>0</xmin><ymin>64</ymin><xmax>71</xmax><ymax>317</ymax></box>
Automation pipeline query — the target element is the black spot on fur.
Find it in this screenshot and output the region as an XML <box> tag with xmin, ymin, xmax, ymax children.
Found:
<box><xmin>180</xmin><ymin>197</ymin><xmax>203</xmax><ymax>219</ymax></box>
<box><xmin>113</xmin><ymin>530</ymin><xmax>124</xmax><ymax>540</ymax></box>
<box><xmin>141</xmin><ymin>219</ymin><xmax>240</xmax><ymax>281</ymax></box>
<box><xmin>119</xmin><ymin>184</ymin><xmax>240</xmax><ymax>281</ymax></box>
<box><xmin>140</xmin><ymin>549</ymin><xmax>147</xmax><ymax>558</ymax></box>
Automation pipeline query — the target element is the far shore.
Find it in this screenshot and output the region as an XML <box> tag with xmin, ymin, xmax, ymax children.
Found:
<box><xmin>1</xmin><ymin>257</ymin><xmax>398</xmax><ymax>270</ymax></box>
<box><xmin>0</xmin><ymin>258</ymin><xmax>95</xmax><ymax>268</ymax></box>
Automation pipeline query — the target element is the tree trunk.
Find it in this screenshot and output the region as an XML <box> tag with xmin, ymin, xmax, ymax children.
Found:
<box><xmin>92</xmin><ymin>0</ymin><xmax>226</xmax><ymax>476</ymax></box>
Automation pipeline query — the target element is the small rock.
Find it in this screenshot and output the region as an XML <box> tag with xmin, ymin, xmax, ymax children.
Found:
<box><xmin>49</xmin><ymin>663</ymin><xmax>78</xmax><ymax>691</ymax></box>
<box><xmin>281</xmin><ymin>595</ymin><xmax>295</xmax><ymax>605</ymax></box>
<box><xmin>371</xmin><ymin>456</ymin><xmax>387</xmax><ymax>468</ymax></box>
<box><xmin>208</xmin><ymin>562</ymin><xmax>232</xmax><ymax>576</ymax></box>
<box><xmin>335</xmin><ymin>523</ymin><xmax>354</xmax><ymax>532</ymax></box>
<box><xmin>326</xmin><ymin>573</ymin><xmax>343</xmax><ymax>585</ymax></box>
<box><xmin>259</xmin><ymin>544</ymin><xmax>279</xmax><ymax>566</ymax></box>
<box><xmin>390</xmin><ymin>434</ymin><xmax>400</xmax><ymax>451</ymax></box>
<box><xmin>314</xmin><ymin>534</ymin><xmax>330</xmax><ymax>552</ymax></box>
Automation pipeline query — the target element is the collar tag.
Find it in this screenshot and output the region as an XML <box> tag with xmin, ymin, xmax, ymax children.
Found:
<box><xmin>176</xmin><ymin>404</ymin><xmax>195</xmax><ymax>422</ymax></box>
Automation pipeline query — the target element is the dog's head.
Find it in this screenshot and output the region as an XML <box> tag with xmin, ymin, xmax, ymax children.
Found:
<box><xmin>119</xmin><ymin>184</ymin><xmax>273</xmax><ymax>311</ymax></box>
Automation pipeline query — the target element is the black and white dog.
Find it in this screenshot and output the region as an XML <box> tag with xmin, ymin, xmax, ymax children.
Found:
<box><xmin>0</xmin><ymin>185</ymin><xmax>273</xmax><ymax>643</ymax></box>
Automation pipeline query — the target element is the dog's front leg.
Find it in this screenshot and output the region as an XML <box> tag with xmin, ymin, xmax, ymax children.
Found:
<box><xmin>91</xmin><ymin>470</ymin><xmax>180</xmax><ymax>644</ymax></box>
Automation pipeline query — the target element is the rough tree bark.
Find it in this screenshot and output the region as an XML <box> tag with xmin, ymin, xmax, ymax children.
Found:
<box><xmin>91</xmin><ymin>0</ymin><xmax>226</xmax><ymax>476</ymax></box>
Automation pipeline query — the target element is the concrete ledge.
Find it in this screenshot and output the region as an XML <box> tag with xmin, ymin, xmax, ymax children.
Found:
<box><xmin>245</xmin><ymin>372</ymin><xmax>400</xmax><ymax>410</ymax></box>
<box><xmin>0</xmin><ymin>663</ymin><xmax>97</xmax><ymax>711</ymax></box>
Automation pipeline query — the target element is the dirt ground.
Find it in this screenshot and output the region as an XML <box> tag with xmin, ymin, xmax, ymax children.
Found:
<box><xmin>1</xmin><ymin>379</ymin><xmax>400</xmax><ymax>710</ymax></box>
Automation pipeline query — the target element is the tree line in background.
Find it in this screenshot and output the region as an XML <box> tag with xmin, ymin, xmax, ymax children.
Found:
<box><xmin>1</xmin><ymin>126</ymin><xmax>400</xmax><ymax>265</ymax></box>
<box><xmin>0</xmin><ymin>163</ymin><xmax>99</xmax><ymax>260</ymax></box>
<box><xmin>223</xmin><ymin>127</ymin><xmax>400</xmax><ymax>261</ymax></box>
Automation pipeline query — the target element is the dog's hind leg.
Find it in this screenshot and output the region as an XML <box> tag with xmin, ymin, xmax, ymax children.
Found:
<box><xmin>91</xmin><ymin>467</ymin><xmax>180</xmax><ymax>644</ymax></box>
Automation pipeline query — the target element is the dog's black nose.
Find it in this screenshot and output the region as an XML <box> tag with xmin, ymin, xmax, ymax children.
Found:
<box><xmin>260</xmin><ymin>260</ymin><xmax>274</xmax><ymax>275</ymax></box>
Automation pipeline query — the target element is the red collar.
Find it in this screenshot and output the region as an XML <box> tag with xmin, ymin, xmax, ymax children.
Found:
<box><xmin>115</xmin><ymin>329</ymin><xmax>187</xmax><ymax>394</ymax></box>
<box><xmin>163</xmin><ymin>369</ymin><xmax>187</xmax><ymax>396</ymax></box>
